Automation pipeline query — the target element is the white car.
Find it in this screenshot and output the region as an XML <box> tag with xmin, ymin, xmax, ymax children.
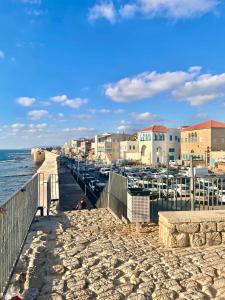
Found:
<box><xmin>176</xmin><ymin>184</ymin><xmax>190</xmax><ymax>197</ymax></box>
<box><xmin>99</xmin><ymin>167</ymin><xmax>111</xmax><ymax>176</ymax></box>
<box><xmin>217</xmin><ymin>190</ymin><xmax>225</xmax><ymax>204</ymax></box>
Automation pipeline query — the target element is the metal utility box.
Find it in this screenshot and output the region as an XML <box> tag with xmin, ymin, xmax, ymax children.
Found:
<box><xmin>127</xmin><ymin>188</ymin><xmax>150</xmax><ymax>223</ymax></box>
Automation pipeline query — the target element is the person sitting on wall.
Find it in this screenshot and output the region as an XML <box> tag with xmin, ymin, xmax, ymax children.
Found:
<box><xmin>75</xmin><ymin>197</ymin><xmax>87</xmax><ymax>210</ymax></box>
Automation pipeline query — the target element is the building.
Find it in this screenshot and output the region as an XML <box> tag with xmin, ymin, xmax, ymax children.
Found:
<box><xmin>62</xmin><ymin>138</ymin><xmax>93</xmax><ymax>159</ymax></box>
<box><xmin>120</xmin><ymin>140</ymin><xmax>139</xmax><ymax>162</ymax></box>
<box><xmin>94</xmin><ymin>133</ymin><xmax>133</xmax><ymax>164</ymax></box>
<box><xmin>138</xmin><ymin>125</ymin><xmax>180</xmax><ymax>166</ymax></box>
<box><xmin>181</xmin><ymin>120</ymin><xmax>225</xmax><ymax>164</ymax></box>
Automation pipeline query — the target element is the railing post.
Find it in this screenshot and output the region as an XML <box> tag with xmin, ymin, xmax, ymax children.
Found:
<box><xmin>190</xmin><ymin>156</ymin><xmax>195</xmax><ymax>211</ymax></box>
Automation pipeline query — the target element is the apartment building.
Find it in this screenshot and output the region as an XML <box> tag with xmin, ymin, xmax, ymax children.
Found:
<box><xmin>181</xmin><ymin>120</ymin><xmax>225</xmax><ymax>164</ymax></box>
<box><xmin>94</xmin><ymin>133</ymin><xmax>133</xmax><ymax>164</ymax></box>
<box><xmin>138</xmin><ymin>125</ymin><xmax>180</xmax><ymax>166</ymax></box>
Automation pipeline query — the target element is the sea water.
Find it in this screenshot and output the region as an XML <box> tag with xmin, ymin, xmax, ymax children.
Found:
<box><xmin>0</xmin><ymin>149</ymin><xmax>36</xmax><ymax>205</ymax></box>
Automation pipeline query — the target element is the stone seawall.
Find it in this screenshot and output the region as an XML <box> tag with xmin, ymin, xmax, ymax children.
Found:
<box><xmin>159</xmin><ymin>210</ymin><xmax>225</xmax><ymax>248</ymax></box>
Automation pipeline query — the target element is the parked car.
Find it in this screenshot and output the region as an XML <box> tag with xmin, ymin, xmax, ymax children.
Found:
<box><xmin>100</xmin><ymin>167</ymin><xmax>111</xmax><ymax>177</ymax></box>
<box><xmin>89</xmin><ymin>180</ymin><xmax>100</xmax><ymax>191</ymax></box>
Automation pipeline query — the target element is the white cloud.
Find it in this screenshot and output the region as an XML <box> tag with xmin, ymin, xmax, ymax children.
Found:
<box><xmin>105</xmin><ymin>67</ymin><xmax>225</xmax><ymax>106</ymax></box>
<box><xmin>11</xmin><ymin>123</ymin><xmax>25</xmax><ymax>132</ymax></box>
<box><xmin>26</xmin><ymin>123</ymin><xmax>48</xmax><ymax>133</ymax></box>
<box><xmin>11</xmin><ymin>123</ymin><xmax>25</xmax><ymax>129</ymax></box>
<box><xmin>51</xmin><ymin>94</ymin><xmax>87</xmax><ymax>109</ymax></box>
<box><xmin>120</xmin><ymin>0</ymin><xmax>219</xmax><ymax>19</ymax></box>
<box><xmin>89</xmin><ymin>108</ymin><xmax>125</xmax><ymax>114</ymax></box>
<box><xmin>39</xmin><ymin>101</ymin><xmax>51</xmax><ymax>106</ymax></box>
<box><xmin>29</xmin><ymin>123</ymin><xmax>47</xmax><ymax>129</ymax></box>
<box><xmin>117</xmin><ymin>120</ymin><xmax>137</xmax><ymax>132</ymax></box>
<box><xmin>17</xmin><ymin>96</ymin><xmax>36</xmax><ymax>106</ymax></box>
<box><xmin>194</xmin><ymin>113</ymin><xmax>208</xmax><ymax>119</ymax></box>
<box><xmin>105</xmin><ymin>67</ymin><xmax>199</xmax><ymax>102</ymax></box>
<box><xmin>114</xmin><ymin>109</ymin><xmax>125</xmax><ymax>113</ymax></box>
<box><xmin>88</xmin><ymin>1</ymin><xmax>117</xmax><ymax>23</ymax></box>
<box><xmin>28</xmin><ymin>110</ymin><xmax>48</xmax><ymax>120</ymax></box>
<box><xmin>89</xmin><ymin>0</ymin><xmax>219</xmax><ymax>23</ymax></box>
<box><xmin>172</xmin><ymin>73</ymin><xmax>225</xmax><ymax>105</ymax></box>
<box><xmin>63</xmin><ymin>127</ymin><xmax>96</xmax><ymax>133</ymax></box>
<box><xmin>133</xmin><ymin>112</ymin><xmax>162</xmax><ymax>122</ymax></box>
<box><xmin>0</xmin><ymin>50</ymin><xmax>5</xmax><ymax>59</ymax></box>
<box><xmin>26</xmin><ymin>9</ymin><xmax>45</xmax><ymax>16</ymax></box>
<box><xmin>58</xmin><ymin>113</ymin><xmax>64</xmax><ymax>118</ymax></box>
<box><xmin>99</xmin><ymin>108</ymin><xmax>111</xmax><ymax>113</ymax></box>
<box><xmin>77</xmin><ymin>114</ymin><xmax>94</xmax><ymax>120</ymax></box>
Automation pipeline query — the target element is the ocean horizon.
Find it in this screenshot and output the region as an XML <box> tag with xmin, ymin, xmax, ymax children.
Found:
<box><xmin>0</xmin><ymin>149</ymin><xmax>36</xmax><ymax>205</ymax></box>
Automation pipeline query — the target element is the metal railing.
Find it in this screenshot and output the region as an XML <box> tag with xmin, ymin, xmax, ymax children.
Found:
<box><xmin>0</xmin><ymin>172</ymin><xmax>59</xmax><ymax>297</ymax></box>
<box><xmin>96</xmin><ymin>172</ymin><xmax>225</xmax><ymax>222</ymax></box>
<box><xmin>96</xmin><ymin>182</ymin><xmax>109</xmax><ymax>209</ymax></box>
<box><xmin>129</xmin><ymin>175</ymin><xmax>225</xmax><ymax>220</ymax></box>
<box><xmin>0</xmin><ymin>174</ymin><xmax>39</xmax><ymax>297</ymax></box>
<box><xmin>96</xmin><ymin>172</ymin><xmax>128</xmax><ymax>221</ymax></box>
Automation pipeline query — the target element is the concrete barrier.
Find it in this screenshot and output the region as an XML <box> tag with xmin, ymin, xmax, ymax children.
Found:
<box><xmin>37</xmin><ymin>151</ymin><xmax>59</xmax><ymax>215</ymax></box>
<box><xmin>159</xmin><ymin>210</ymin><xmax>225</xmax><ymax>248</ymax></box>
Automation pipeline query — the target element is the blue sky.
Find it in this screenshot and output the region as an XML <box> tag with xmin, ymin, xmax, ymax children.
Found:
<box><xmin>1</xmin><ymin>0</ymin><xmax>225</xmax><ymax>148</ymax></box>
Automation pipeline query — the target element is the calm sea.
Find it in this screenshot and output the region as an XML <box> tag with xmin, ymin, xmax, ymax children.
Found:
<box><xmin>0</xmin><ymin>149</ymin><xmax>36</xmax><ymax>205</ymax></box>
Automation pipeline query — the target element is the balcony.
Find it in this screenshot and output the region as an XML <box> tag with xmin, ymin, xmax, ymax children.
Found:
<box><xmin>97</xmin><ymin>142</ymin><xmax>112</xmax><ymax>151</ymax></box>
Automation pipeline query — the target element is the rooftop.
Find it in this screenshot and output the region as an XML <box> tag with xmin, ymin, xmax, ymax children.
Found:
<box><xmin>182</xmin><ymin>120</ymin><xmax>225</xmax><ymax>131</ymax></box>
<box><xmin>140</xmin><ymin>125</ymin><xmax>168</xmax><ymax>132</ymax></box>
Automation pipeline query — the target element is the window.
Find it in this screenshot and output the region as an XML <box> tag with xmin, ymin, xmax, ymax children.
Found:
<box><xmin>133</xmin><ymin>145</ymin><xmax>135</xmax><ymax>150</ymax></box>
<box><xmin>129</xmin><ymin>145</ymin><xmax>132</xmax><ymax>150</ymax></box>
<box><xmin>175</xmin><ymin>136</ymin><xmax>178</xmax><ymax>141</ymax></box>
<box><xmin>169</xmin><ymin>148</ymin><xmax>175</xmax><ymax>152</ymax></box>
<box><xmin>170</xmin><ymin>135</ymin><xmax>172</xmax><ymax>141</ymax></box>
<box><xmin>178</xmin><ymin>138</ymin><xmax>180</xmax><ymax>142</ymax></box>
<box><xmin>155</xmin><ymin>134</ymin><xmax>158</xmax><ymax>141</ymax></box>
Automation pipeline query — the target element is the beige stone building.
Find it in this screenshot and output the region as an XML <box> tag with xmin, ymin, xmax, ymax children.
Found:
<box><xmin>181</xmin><ymin>120</ymin><xmax>225</xmax><ymax>164</ymax></box>
<box><xmin>94</xmin><ymin>133</ymin><xmax>133</xmax><ymax>164</ymax></box>
<box><xmin>138</xmin><ymin>125</ymin><xmax>180</xmax><ymax>166</ymax></box>
<box><xmin>119</xmin><ymin>140</ymin><xmax>139</xmax><ymax>162</ymax></box>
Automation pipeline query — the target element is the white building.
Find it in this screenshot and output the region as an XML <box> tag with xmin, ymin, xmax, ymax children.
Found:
<box><xmin>138</xmin><ymin>125</ymin><xmax>180</xmax><ymax>166</ymax></box>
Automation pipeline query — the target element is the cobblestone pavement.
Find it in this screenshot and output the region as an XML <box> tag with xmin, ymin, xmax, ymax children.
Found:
<box><xmin>8</xmin><ymin>206</ymin><xmax>225</xmax><ymax>300</ymax></box>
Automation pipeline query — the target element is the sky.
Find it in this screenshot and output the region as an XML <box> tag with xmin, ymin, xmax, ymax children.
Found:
<box><xmin>1</xmin><ymin>0</ymin><xmax>225</xmax><ymax>148</ymax></box>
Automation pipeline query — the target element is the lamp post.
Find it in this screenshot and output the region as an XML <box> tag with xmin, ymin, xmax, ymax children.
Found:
<box><xmin>205</xmin><ymin>146</ymin><xmax>211</xmax><ymax>167</ymax></box>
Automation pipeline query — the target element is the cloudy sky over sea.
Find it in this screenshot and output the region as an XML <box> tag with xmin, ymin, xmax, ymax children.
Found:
<box><xmin>1</xmin><ymin>0</ymin><xmax>225</xmax><ymax>148</ymax></box>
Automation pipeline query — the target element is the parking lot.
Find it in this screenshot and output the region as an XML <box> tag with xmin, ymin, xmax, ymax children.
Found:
<box><xmin>61</xmin><ymin>157</ymin><xmax>225</xmax><ymax>213</ymax></box>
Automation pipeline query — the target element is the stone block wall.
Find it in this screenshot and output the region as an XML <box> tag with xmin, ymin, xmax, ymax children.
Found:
<box><xmin>159</xmin><ymin>211</ymin><xmax>225</xmax><ymax>248</ymax></box>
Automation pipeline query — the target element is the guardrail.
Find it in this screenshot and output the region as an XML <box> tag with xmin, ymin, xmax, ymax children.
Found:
<box><xmin>0</xmin><ymin>174</ymin><xmax>39</xmax><ymax>297</ymax></box>
<box><xmin>0</xmin><ymin>172</ymin><xmax>59</xmax><ymax>297</ymax></box>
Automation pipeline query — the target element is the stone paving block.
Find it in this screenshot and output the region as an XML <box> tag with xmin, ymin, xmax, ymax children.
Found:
<box><xmin>200</xmin><ymin>222</ymin><xmax>217</xmax><ymax>233</ymax></box>
<box><xmin>177</xmin><ymin>223</ymin><xmax>200</xmax><ymax>234</ymax></box>
<box><xmin>206</xmin><ymin>232</ymin><xmax>222</xmax><ymax>246</ymax></box>
<box><xmin>217</xmin><ymin>222</ymin><xmax>225</xmax><ymax>232</ymax></box>
<box><xmin>167</xmin><ymin>233</ymin><xmax>189</xmax><ymax>248</ymax></box>
<box><xmin>190</xmin><ymin>233</ymin><xmax>206</xmax><ymax>247</ymax></box>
